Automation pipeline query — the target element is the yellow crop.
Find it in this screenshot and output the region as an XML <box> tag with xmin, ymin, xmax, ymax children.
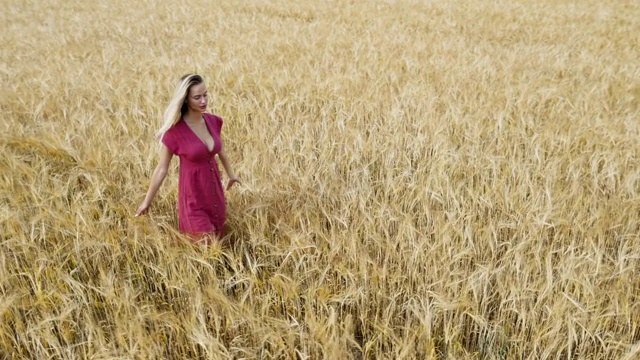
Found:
<box><xmin>1</xmin><ymin>0</ymin><xmax>639</xmax><ymax>358</ymax></box>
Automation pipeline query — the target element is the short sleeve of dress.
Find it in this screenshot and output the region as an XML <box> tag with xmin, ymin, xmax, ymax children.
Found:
<box><xmin>214</xmin><ymin>114</ymin><xmax>223</xmax><ymax>134</ymax></box>
<box><xmin>161</xmin><ymin>129</ymin><xmax>179</xmax><ymax>155</ymax></box>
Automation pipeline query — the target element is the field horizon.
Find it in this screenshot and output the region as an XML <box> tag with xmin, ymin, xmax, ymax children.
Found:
<box><xmin>2</xmin><ymin>0</ymin><xmax>639</xmax><ymax>358</ymax></box>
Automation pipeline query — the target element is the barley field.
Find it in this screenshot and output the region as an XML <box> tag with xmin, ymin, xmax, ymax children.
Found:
<box><xmin>1</xmin><ymin>0</ymin><xmax>639</xmax><ymax>358</ymax></box>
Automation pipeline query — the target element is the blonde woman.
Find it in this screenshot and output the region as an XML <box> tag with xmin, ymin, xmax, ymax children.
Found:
<box><xmin>135</xmin><ymin>74</ymin><xmax>240</xmax><ymax>244</ymax></box>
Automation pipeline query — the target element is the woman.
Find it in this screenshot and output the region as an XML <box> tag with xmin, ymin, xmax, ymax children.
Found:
<box><xmin>135</xmin><ymin>74</ymin><xmax>240</xmax><ymax>244</ymax></box>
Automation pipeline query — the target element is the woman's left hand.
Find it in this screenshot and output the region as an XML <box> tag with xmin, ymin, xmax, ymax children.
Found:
<box><xmin>226</xmin><ymin>176</ymin><xmax>241</xmax><ymax>190</ymax></box>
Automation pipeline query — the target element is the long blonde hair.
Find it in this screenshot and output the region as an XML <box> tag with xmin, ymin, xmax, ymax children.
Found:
<box><xmin>156</xmin><ymin>74</ymin><xmax>204</xmax><ymax>141</ymax></box>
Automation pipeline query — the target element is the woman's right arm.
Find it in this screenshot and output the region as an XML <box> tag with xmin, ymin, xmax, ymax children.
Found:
<box><xmin>135</xmin><ymin>144</ymin><xmax>174</xmax><ymax>217</ymax></box>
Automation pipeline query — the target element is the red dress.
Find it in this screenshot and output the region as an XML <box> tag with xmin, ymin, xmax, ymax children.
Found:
<box><xmin>161</xmin><ymin>113</ymin><xmax>226</xmax><ymax>238</ymax></box>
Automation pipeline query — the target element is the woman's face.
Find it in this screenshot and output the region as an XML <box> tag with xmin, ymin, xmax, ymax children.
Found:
<box><xmin>185</xmin><ymin>83</ymin><xmax>208</xmax><ymax>113</ymax></box>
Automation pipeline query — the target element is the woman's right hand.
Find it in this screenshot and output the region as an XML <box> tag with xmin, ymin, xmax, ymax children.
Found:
<box><xmin>135</xmin><ymin>201</ymin><xmax>150</xmax><ymax>217</ymax></box>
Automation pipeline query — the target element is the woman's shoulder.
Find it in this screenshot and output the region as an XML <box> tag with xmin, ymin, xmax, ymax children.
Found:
<box><xmin>166</xmin><ymin>118</ymin><xmax>186</xmax><ymax>133</ymax></box>
<box><xmin>204</xmin><ymin>113</ymin><xmax>223</xmax><ymax>128</ymax></box>
<box><xmin>162</xmin><ymin>118</ymin><xmax>185</xmax><ymax>142</ymax></box>
<box><xmin>204</xmin><ymin>113</ymin><xmax>223</xmax><ymax>122</ymax></box>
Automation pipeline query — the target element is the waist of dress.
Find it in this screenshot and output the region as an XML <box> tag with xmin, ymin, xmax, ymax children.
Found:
<box><xmin>180</xmin><ymin>160</ymin><xmax>218</xmax><ymax>170</ymax></box>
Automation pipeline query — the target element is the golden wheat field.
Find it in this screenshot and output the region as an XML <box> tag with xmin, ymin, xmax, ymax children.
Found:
<box><xmin>1</xmin><ymin>0</ymin><xmax>640</xmax><ymax>358</ymax></box>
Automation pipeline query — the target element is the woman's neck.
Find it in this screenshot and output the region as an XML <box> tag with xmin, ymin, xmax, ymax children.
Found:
<box><xmin>183</xmin><ymin>111</ymin><xmax>203</xmax><ymax>124</ymax></box>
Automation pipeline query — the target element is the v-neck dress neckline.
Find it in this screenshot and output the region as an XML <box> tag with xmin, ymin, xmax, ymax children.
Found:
<box><xmin>184</xmin><ymin>117</ymin><xmax>215</xmax><ymax>153</ymax></box>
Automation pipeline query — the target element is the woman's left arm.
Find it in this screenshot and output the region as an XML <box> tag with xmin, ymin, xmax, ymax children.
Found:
<box><xmin>218</xmin><ymin>148</ymin><xmax>240</xmax><ymax>190</ymax></box>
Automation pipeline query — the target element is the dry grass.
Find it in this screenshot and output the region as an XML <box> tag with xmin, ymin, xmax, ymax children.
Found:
<box><xmin>2</xmin><ymin>0</ymin><xmax>640</xmax><ymax>358</ymax></box>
